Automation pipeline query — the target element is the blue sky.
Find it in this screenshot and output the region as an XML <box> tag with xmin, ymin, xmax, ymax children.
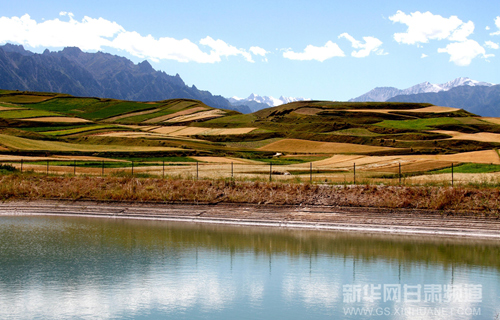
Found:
<box><xmin>1</xmin><ymin>0</ymin><xmax>499</xmax><ymax>100</ymax></box>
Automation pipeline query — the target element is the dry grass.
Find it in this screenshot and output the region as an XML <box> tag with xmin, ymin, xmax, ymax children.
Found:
<box><xmin>406</xmin><ymin>106</ymin><xmax>459</xmax><ymax>113</ymax></box>
<box><xmin>259</xmin><ymin>139</ymin><xmax>398</xmax><ymax>154</ymax></box>
<box><xmin>0</xmin><ymin>106</ymin><xmax>24</xmax><ymax>111</ymax></box>
<box><xmin>480</xmin><ymin>117</ymin><xmax>500</xmax><ymax>125</ymax></box>
<box><xmin>165</xmin><ymin>109</ymin><xmax>226</xmax><ymax>123</ymax></box>
<box><xmin>104</xmin><ymin>108</ymin><xmax>162</xmax><ymax>122</ymax></box>
<box><xmin>20</xmin><ymin>117</ymin><xmax>90</xmax><ymax>123</ymax></box>
<box><xmin>165</xmin><ymin>127</ymin><xmax>208</xmax><ymax>135</ymax></box>
<box><xmin>150</xmin><ymin>126</ymin><xmax>187</xmax><ymax>134</ymax></box>
<box><xmin>150</xmin><ymin>126</ymin><xmax>256</xmax><ymax>136</ymax></box>
<box><xmin>432</xmin><ymin>130</ymin><xmax>500</xmax><ymax>143</ymax></box>
<box><xmin>144</xmin><ymin>107</ymin><xmax>207</xmax><ymax>123</ymax></box>
<box><xmin>191</xmin><ymin>156</ymin><xmax>261</xmax><ymax>164</ymax></box>
<box><xmin>1</xmin><ymin>175</ymin><xmax>500</xmax><ymax>215</ymax></box>
<box><xmin>402</xmin><ymin>150</ymin><xmax>500</xmax><ymax>164</ymax></box>
<box><xmin>293</xmin><ymin>108</ymin><xmax>323</xmax><ymax>115</ymax></box>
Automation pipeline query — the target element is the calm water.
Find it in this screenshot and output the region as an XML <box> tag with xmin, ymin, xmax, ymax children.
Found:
<box><xmin>0</xmin><ymin>215</ymin><xmax>499</xmax><ymax>320</ymax></box>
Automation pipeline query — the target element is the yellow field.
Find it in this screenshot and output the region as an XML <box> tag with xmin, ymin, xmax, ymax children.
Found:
<box><xmin>104</xmin><ymin>108</ymin><xmax>162</xmax><ymax>122</ymax></box>
<box><xmin>144</xmin><ymin>107</ymin><xmax>207</xmax><ymax>123</ymax></box>
<box><xmin>303</xmin><ymin>150</ymin><xmax>500</xmax><ymax>173</ymax></box>
<box><xmin>165</xmin><ymin>127</ymin><xmax>209</xmax><ymax>135</ymax></box>
<box><xmin>258</xmin><ymin>139</ymin><xmax>399</xmax><ymax>154</ymax></box>
<box><xmin>0</xmin><ymin>134</ymin><xmax>183</xmax><ymax>152</ymax></box>
<box><xmin>150</xmin><ymin>126</ymin><xmax>187</xmax><ymax>134</ymax></box>
<box><xmin>409</xmin><ymin>172</ymin><xmax>500</xmax><ymax>184</ymax></box>
<box><xmin>20</xmin><ymin>117</ymin><xmax>91</xmax><ymax>123</ymax></box>
<box><xmin>165</xmin><ymin>109</ymin><xmax>226</xmax><ymax>123</ymax></box>
<box><xmin>149</xmin><ymin>126</ymin><xmax>256</xmax><ymax>136</ymax></box>
<box><xmin>431</xmin><ymin>130</ymin><xmax>500</xmax><ymax>143</ymax></box>
<box><xmin>481</xmin><ymin>117</ymin><xmax>500</xmax><ymax>125</ymax></box>
<box><xmin>0</xmin><ymin>106</ymin><xmax>24</xmax><ymax>111</ymax></box>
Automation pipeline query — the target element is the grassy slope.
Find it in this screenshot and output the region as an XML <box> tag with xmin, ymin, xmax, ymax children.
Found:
<box><xmin>1</xmin><ymin>90</ymin><xmax>500</xmax><ymax>163</ymax></box>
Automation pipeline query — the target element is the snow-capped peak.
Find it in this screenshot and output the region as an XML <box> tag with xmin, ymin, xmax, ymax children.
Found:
<box><xmin>229</xmin><ymin>94</ymin><xmax>310</xmax><ymax>107</ymax></box>
<box><xmin>350</xmin><ymin>77</ymin><xmax>496</xmax><ymax>102</ymax></box>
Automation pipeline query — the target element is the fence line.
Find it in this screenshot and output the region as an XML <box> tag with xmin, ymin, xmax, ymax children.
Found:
<box><xmin>0</xmin><ymin>159</ymin><xmax>469</xmax><ymax>186</ymax></box>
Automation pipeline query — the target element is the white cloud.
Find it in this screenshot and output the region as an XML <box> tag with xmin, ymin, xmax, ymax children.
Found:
<box><xmin>389</xmin><ymin>11</ymin><xmax>472</xmax><ymax>44</ymax></box>
<box><xmin>486</xmin><ymin>26</ymin><xmax>491</xmax><ymax>30</ymax></box>
<box><xmin>421</xmin><ymin>53</ymin><xmax>428</xmax><ymax>58</ymax></box>
<box><xmin>249</xmin><ymin>46</ymin><xmax>268</xmax><ymax>56</ymax></box>
<box><xmin>199</xmin><ymin>36</ymin><xmax>253</xmax><ymax>62</ymax></box>
<box><xmin>0</xmin><ymin>13</ymin><xmax>123</xmax><ymax>51</ymax></box>
<box><xmin>438</xmin><ymin>39</ymin><xmax>492</xmax><ymax>66</ymax></box>
<box><xmin>491</xmin><ymin>16</ymin><xmax>500</xmax><ymax>35</ymax></box>
<box><xmin>338</xmin><ymin>33</ymin><xmax>385</xmax><ymax>57</ymax></box>
<box><xmin>0</xmin><ymin>13</ymin><xmax>260</xmax><ymax>64</ymax></box>
<box><xmin>283</xmin><ymin>41</ymin><xmax>344</xmax><ymax>62</ymax></box>
<box><xmin>449</xmin><ymin>20</ymin><xmax>474</xmax><ymax>42</ymax></box>
<box><xmin>485</xmin><ymin>41</ymin><xmax>499</xmax><ymax>50</ymax></box>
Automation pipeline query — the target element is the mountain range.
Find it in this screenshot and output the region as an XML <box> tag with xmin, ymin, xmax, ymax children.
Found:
<box><xmin>228</xmin><ymin>94</ymin><xmax>310</xmax><ymax>112</ymax></box>
<box><xmin>350</xmin><ymin>77</ymin><xmax>499</xmax><ymax>117</ymax></box>
<box><xmin>0</xmin><ymin>43</ymin><xmax>252</xmax><ymax>112</ymax></box>
<box><xmin>350</xmin><ymin>77</ymin><xmax>495</xmax><ymax>102</ymax></box>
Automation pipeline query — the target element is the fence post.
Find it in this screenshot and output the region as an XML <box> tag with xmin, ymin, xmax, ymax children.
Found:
<box><xmin>163</xmin><ymin>160</ymin><xmax>165</xmax><ymax>179</ymax></box>
<box><xmin>196</xmin><ymin>161</ymin><xmax>199</xmax><ymax>180</ymax></box>
<box><xmin>399</xmin><ymin>162</ymin><xmax>401</xmax><ymax>185</ymax></box>
<box><xmin>131</xmin><ymin>161</ymin><xmax>134</xmax><ymax>176</ymax></box>
<box><xmin>102</xmin><ymin>160</ymin><xmax>104</xmax><ymax>177</ymax></box>
<box><xmin>310</xmin><ymin>162</ymin><xmax>312</xmax><ymax>183</ymax></box>
<box><xmin>231</xmin><ymin>162</ymin><xmax>234</xmax><ymax>180</ymax></box>
<box><xmin>46</xmin><ymin>160</ymin><xmax>49</xmax><ymax>175</ymax></box>
<box><xmin>73</xmin><ymin>160</ymin><xmax>76</xmax><ymax>175</ymax></box>
<box><xmin>269</xmin><ymin>162</ymin><xmax>272</xmax><ymax>182</ymax></box>
<box><xmin>452</xmin><ymin>163</ymin><xmax>454</xmax><ymax>187</ymax></box>
<box><xmin>353</xmin><ymin>163</ymin><xmax>356</xmax><ymax>185</ymax></box>
<box><xmin>21</xmin><ymin>159</ymin><xmax>23</xmax><ymax>173</ymax></box>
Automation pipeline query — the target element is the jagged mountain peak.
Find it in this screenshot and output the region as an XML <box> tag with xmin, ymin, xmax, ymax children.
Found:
<box><xmin>0</xmin><ymin>43</ymin><xmax>235</xmax><ymax>111</ymax></box>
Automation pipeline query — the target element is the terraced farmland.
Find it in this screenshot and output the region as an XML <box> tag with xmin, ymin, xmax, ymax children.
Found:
<box><xmin>1</xmin><ymin>90</ymin><xmax>500</xmax><ymax>185</ymax></box>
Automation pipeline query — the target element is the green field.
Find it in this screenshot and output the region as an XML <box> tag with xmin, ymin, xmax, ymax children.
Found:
<box><xmin>0</xmin><ymin>109</ymin><xmax>61</xmax><ymax>119</ymax></box>
<box><xmin>40</xmin><ymin>125</ymin><xmax>123</xmax><ymax>136</ymax></box>
<box><xmin>0</xmin><ymin>134</ymin><xmax>183</xmax><ymax>152</ymax></box>
<box><xmin>375</xmin><ymin>117</ymin><xmax>462</xmax><ymax>130</ymax></box>
<box><xmin>432</xmin><ymin>163</ymin><xmax>500</xmax><ymax>174</ymax></box>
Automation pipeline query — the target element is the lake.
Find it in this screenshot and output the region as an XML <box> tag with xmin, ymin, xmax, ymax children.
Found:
<box><xmin>0</xmin><ymin>215</ymin><xmax>499</xmax><ymax>319</ymax></box>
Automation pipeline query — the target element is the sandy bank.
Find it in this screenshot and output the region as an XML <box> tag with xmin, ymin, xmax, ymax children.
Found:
<box><xmin>1</xmin><ymin>200</ymin><xmax>500</xmax><ymax>240</ymax></box>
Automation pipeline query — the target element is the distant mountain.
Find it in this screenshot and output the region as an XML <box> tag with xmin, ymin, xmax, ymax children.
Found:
<box><xmin>350</xmin><ymin>77</ymin><xmax>495</xmax><ymax>102</ymax></box>
<box><xmin>0</xmin><ymin>43</ymin><xmax>246</xmax><ymax>112</ymax></box>
<box><xmin>387</xmin><ymin>85</ymin><xmax>500</xmax><ymax>117</ymax></box>
<box><xmin>228</xmin><ymin>94</ymin><xmax>310</xmax><ymax>112</ymax></box>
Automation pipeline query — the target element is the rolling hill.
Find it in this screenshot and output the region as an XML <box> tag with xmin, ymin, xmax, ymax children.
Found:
<box><xmin>1</xmin><ymin>89</ymin><xmax>500</xmax><ymax>183</ymax></box>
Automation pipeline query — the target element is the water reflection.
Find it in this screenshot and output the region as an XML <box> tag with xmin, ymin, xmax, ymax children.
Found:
<box><xmin>0</xmin><ymin>216</ymin><xmax>499</xmax><ymax>319</ymax></box>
